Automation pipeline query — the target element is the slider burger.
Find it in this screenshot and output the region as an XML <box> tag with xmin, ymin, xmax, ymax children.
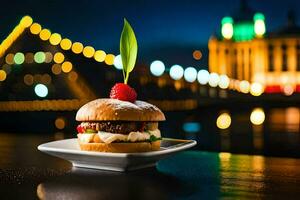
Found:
<box><xmin>76</xmin><ymin>96</ymin><xmax>165</xmax><ymax>153</ymax></box>
<box><xmin>75</xmin><ymin>19</ymin><xmax>166</xmax><ymax>153</ymax></box>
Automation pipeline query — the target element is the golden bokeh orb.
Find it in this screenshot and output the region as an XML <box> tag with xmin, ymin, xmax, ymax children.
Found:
<box><xmin>71</xmin><ymin>42</ymin><xmax>83</xmax><ymax>54</ymax></box>
<box><xmin>60</xmin><ymin>38</ymin><xmax>72</xmax><ymax>50</ymax></box>
<box><xmin>94</xmin><ymin>50</ymin><xmax>106</xmax><ymax>62</ymax></box>
<box><xmin>216</xmin><ymin>112</ymin><xmax>231</xmax><ymax>129</ymax></box>
<box><xmin>250</xmin><ymin>108</ymin><xmax>265</xmax><ymax>125</ymax></box>
<box><xmin>0</xmin><ymin>70</ymin><xmax>7</xmax><ymax>81</ymax></box>
<box><xmin>61</xmin><ymin>61</ymin><xmax>73</xmax><ymax>73</ymax></box>
<box><xmin>49</xmin><ymin>33</ymin><xmax>62</xmax><ymax>45</ymax></box>
<box><xmin>250</xmin><ymin>82</ymin><xmax>264</xmax><ymax>96</ymax></box>
<box><xmin>83</xmin><ymin>46</ymin><xmax>95</xmax><ymax>58</ymax></box>
<box><xmin>20</xmin><ymin>16</ymin><xmax>33</xmax><ymax>28</ymax></box>
<box><xmin>104</xmin><ymin>54</ymin><xmax>115</xmax><ymax>65</ymax></box>
<box><xmin>53</xmin><ymin>52</ymin><xmax>65</xmax><ymax>64</ymax></box>
<box><xmin>39</xmin><ymin>29</ymin><xmax>51</xmax><ymax>41</ymax></box>
<box><xmin>30</xmin><ymin>23</ymin><xmax>42</xmax><ymax>35</ymax></box>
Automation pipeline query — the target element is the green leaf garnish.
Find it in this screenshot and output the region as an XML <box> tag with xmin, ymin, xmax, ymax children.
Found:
<box><xmin>85</xmin><ymin>128</ymin><xmax>97</xmax><ymax>133</ymax></box>
<box><xmin>120</xmin><ymin>18</ymin><xmax>138</xmax><ymax>84</ymax></box>
<box><xmin>149</xmin><ymin>135</ymin><xmax>162</xmax><ymax>142</ymax></box>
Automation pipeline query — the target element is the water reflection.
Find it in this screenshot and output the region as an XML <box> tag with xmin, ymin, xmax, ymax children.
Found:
<box><xmin>163</xmin><ymin>106</ymin><xmax>300</xmax><ymax>157</ymax></box>
<box><xmin>219</xmin><ymin>153</ymin><xmax>266</xmax><ymax>198</ymax></box>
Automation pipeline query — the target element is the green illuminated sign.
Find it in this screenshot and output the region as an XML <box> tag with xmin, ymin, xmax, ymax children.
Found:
<box><xmin>233</xmin><ymin>22</ymin><xmax>255</xmax><ymax>41</ymax></box>
<box><xmin>254</xmin><ymin>13</ymin><xmax>265</xmax><ymax>21</ymax></box>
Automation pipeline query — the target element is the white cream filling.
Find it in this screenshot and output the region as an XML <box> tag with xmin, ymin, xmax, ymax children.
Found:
<box><xmin>77</xmin><ymin>133</ymin><xmax>94</xmax><ymax>143</ymax></box>
<box><xmin>77</xmin><ymin>129</ymin><xmax>161</xmax><ymax>144</ymax></box>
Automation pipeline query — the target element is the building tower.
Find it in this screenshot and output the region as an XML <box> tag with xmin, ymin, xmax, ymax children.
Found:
<box><xmin>209</xmin><ymin>1</ymin><xmax>300</xmax><ymax>94</ymax></box>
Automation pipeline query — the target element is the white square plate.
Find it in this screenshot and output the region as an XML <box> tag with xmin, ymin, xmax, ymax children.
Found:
<box><xmin>38</xmin><ymin>138</ymin><xmax>197</xmax><ymax>172</ymax></box>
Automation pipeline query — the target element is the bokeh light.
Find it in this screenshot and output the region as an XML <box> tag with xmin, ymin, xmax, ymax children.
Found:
<box><xmin>14</xmin><ymin>52</ymin><xmax>25</xmax><ymax>65</ymax></box>
<box><xmin>94</xmin><ymin>50</ymin><xmax>106</xmax><ymax>62</ymax></box>
<box><xmin>113</xmin><ymin>54</ymin><xmax>123</xmax><ymax>70</ymax></box>
<box><xmin>218</xmin><ymin>75</ymin><xmax>230</xmax><ymax>89</ymax></box>
<box><xmin>250</xmin><ymin>108</ymin><xmax>265</xmax><ymax>125</ymax></box>
<box><xmin>83</xmin><ymin>46</ymin><xmax>95</xmax><ymax>58</ymax></box>
<box><xmin>55</xmin><ymin>118</ymin><xmax>65</xmax><ymax>130</ymax></box>
<box><xmin>184</xmin><ymin>67</ymin><xmax>197</xmax><ymax>82</ymax></box>
<box><xmin>44</xmin><ymin>52</ymin><xmax>53</xmax><ymax>63</ymax></box>
<box><xmin>34</xmin><ymin>84</ymin><xmax>48</xmax><ymax>98</ymax></box>
<box><xmin>61</xmin><ymin>61</ymin><xmax>73</xmax><ymax>73</ymax></box>
<box><xmin>193</xmin><ymin>50</ymin><xmax>202</xmax><ymax>60</ymax></box>
<box><xmin>33</xmin><ymin>74</ymin><xmax>42</xmax><ymax>83</ymax></box>
<box><xmin>25</xmin><ymin>53</ymin><xmax>34</xmax><ymax>63</ymax></box>
<box><xmin>221</xmin><ymin>16</ymin><xmax>234</xmax><ymax>39</ymax></box>
<box><xmin>0</xmin><ymin>70</ymin><xmax>7</xmax><ymax>81</ymax></box>
<box><xmin>169</xmin><ymin>64</ymin><xmax>184</xmax><ymax>80</ymax></box>
<box><xmin>208</xmin><ymin>72</ymin><xmax>220</xmax><ymax>87</ymax></box>
<box><xmin>49</xmin><ymin>33</ymin><xmax>62</xmax><ymax>45</ymax></box>
<box><xmin>24</xmin><ymin>74</ymin><xmax>34</xmax><ymax>85</ymax></box>
<box><xmin>239</xmin><ymin>80</ymin><xmax>250</xmax><ymax>93</ymax></box>
<box><xmin>71</xmin><ymin>42</ymin><xmax>83</xmax><ymax>54</ymax></box>
<box><xmin>60</xmin><ymin>38</ymin><xmax>72</xmax><ymax>50</ymax></box>
<box><xmin>68</xmin><ymin>71</ymin><xmax>78</xmax><ymax>82</ymax></box>
<box><xmin>197</xmin><ymin>69</ymin><xmax>209</xmax><ymax>85</ymax></box>
<box><xmin>20</xmin><ymin>16</ymin><xmax>33</xmax><ymax>28</ymax></box>
<box><xmin>104</xmin><ymin>54</ymin><xmax>115</xmax><ymax>65</ymax></box>
<box><xmin>51</xmin><ymin>64</ymin><xmax>62</xmax><ymax>75</ymax></box>
<box><xmin>5</xmin><ymin>53</ymin><xmax>14</xmax><ymax>65</ymax></box>
<box><xmin>30</xmin><ymin>23</ymin><xmax>42</xmax><ymax>35</ymax></box>
<box><xmin>183</xmin><ymin>122</ymin><xmax>201</xmax><ymax>133</ymax></box>
<box><xmin>283</xmin><ymin>85</ymin><xmax>294</xmax><ymax>96</ymax></box>
<box><xmin>42</xmin><ymin>74</ymin><xmax>51</xmax><ymax>85</ymax></box>
<box><xmin>53</xmin><ymin>52</ymin><xmax>65</xmax><ymax>64</ymax></box>
<box><xmin>250</xmin><ymin>82</ymin><xmax>264</xmax><ymax>96</ymax></box>
<box><xmin>150</xmin><ymin>60</ymin><xmax>165</xmax><ymax>76</ymax></box>
<box><xmin>254</xmin><ymin>13</ymin><xmax>266</xmax><ymax>37</ymax></box>
<box><xmin>34</xmin><ymin>52</ymin><xmax>46</xmax><ymax>63</ymax></box>
<box><xmin>216</xmin><ymin>112</ymin><xmax>231</xmax><ymax>129</ymax></box>
<box><xmin>39</xmin><ymin>29</ymin><xmax>51</xmax><ymax>41</ymax></box>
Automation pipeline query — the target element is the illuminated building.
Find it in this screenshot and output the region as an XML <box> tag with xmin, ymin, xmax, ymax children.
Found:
<box><xmin>209</xmin><ymin>1</ymin><xmax>300</xmax><ymax>94</ymax></box>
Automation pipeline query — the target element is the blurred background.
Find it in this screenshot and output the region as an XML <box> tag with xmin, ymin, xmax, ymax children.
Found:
<box><xmin>1</xmin><ymin>0</ymin><xmax>300</xmax><ymax>157</ymax></box>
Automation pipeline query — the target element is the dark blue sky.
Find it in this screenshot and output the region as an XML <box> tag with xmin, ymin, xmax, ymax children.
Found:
<box><xmin>1</xmin><ymin>0</ymin><xmax>300</xmax><ymax>65</ymax></box>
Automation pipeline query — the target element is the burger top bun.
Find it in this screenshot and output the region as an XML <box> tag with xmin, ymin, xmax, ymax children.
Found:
<box><xmin>76</xmin><ymin>98</ymin><xmax>165</xmax><ymax>122</ymax></box>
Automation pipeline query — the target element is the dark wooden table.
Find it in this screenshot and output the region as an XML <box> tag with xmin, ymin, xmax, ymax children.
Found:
<box><xmin>1</xmin><ymin>133</ymin><xmax>300</xmax><ymax>199</ymax></box>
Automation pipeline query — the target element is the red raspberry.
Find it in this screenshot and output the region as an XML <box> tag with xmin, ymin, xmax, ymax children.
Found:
<box><xmin>110</xmin><ymin>83</ymin><xmax>137</xmax><ymax>103</ymax></box>
<box><xmin>76</xmin><ymin>125</ymin><xmax>85</xmax><ymax>133</ymax></box>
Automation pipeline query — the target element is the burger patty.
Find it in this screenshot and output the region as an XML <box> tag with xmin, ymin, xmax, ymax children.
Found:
<box><xmin>80</xmin><ymin>121</ymin><xmax>158</xmax><ymax>134</ymax></box>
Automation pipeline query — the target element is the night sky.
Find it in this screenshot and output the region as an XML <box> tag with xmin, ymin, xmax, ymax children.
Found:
<box><xmin>1</xmin><ymin>0</ymin><xmax>300</xmax><ymax>66</ymax></box>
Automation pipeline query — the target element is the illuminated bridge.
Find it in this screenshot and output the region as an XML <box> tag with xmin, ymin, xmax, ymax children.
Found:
<box><xmin>0</xmin><ymin>16</ymin><xmax>267</xmax><ymax>132</ymax></box>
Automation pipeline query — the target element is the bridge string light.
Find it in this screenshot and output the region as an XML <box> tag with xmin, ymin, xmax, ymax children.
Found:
<box><xmin>113</xmin><ymin>54</ymin><xmax>123</xmax><ymax>70</ymax></box>
<box><xmin>169</xmin><ymin>64</ymin><xmax>184</xmax><ymax>80</ymax></box>
<box><xmin>150</xmin><ymin>60</ymin><xmax>165</xmax><ymax>76</ymax></box>
<box><xmin>0</xmin><ymin>15</ymin><xmax>113</xmax><ymax>65</ymax></box>
<box><xmin>0</xmin><ymin>15</ymin><xmax>266</xmax><ymax>96</ymax></box>
<box><xmin>184</xmin><ymin>67</ymin><xmax>197</xmax><ymax>83</ymax></box>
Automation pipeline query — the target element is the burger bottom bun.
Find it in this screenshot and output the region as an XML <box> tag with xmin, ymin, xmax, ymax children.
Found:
<box><xmin>78</xmin><ymin>140</ymin><xmax>161</xmax><ymax>153</ymax></box>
